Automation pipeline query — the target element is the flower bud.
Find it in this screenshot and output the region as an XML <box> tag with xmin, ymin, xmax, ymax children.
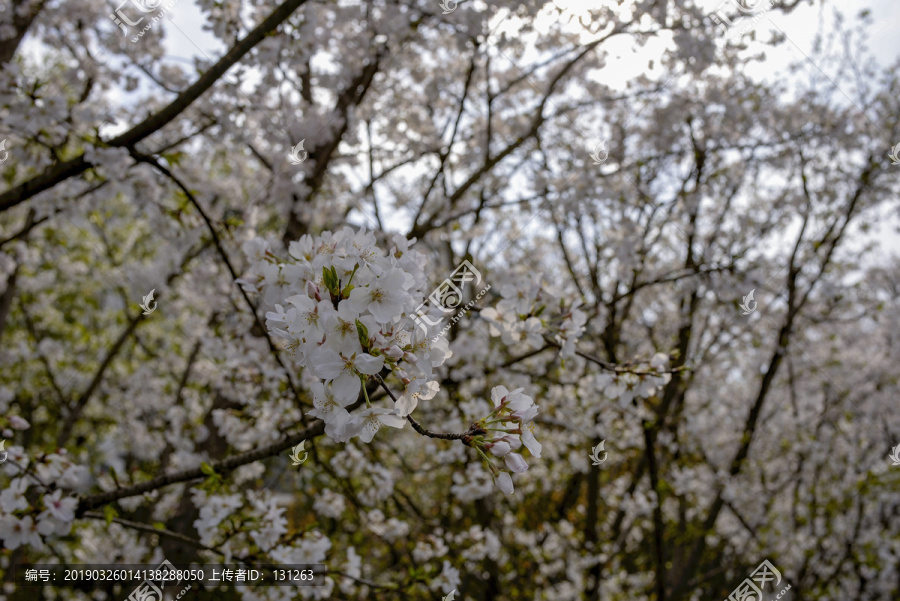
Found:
<box><xmin>385</xmin><ymin>345</ymin><xmax>404</xmax><ymax>360</ymax></box>
<box><xmin>488</xmin><ymin>441</ymin><xmax>511</xmax><ymax>457</ymax></box>
<box><xmin>494</xmin><ymin>471</ymin><xmax>514</xmax><ymax>495</ymax></box>
<box><xmin>9</xmin><ymin>416</ymin><xmax>30</xmax><ymax>430</ymax></box>
<box><xmin>504</xmin><ymin>452</ymin><xmax>529</xmax><ymax>473</ymax></box>
<box><xmin>307</xmin><ymin>280</ymin><xmax>321</xmax><ymax>301</ymax></box>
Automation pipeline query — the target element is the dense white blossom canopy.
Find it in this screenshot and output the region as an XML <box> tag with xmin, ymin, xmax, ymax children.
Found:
<box><xmin>0</xmin><ymin>0</ymin><xmax>898</xmax><ymax>599</ymax></box>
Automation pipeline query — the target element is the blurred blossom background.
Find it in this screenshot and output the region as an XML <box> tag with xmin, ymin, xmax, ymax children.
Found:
<box><xmin>0</xmin><ymin>0</ymin><xmax>899</xmax><ymax>599</ymax></box>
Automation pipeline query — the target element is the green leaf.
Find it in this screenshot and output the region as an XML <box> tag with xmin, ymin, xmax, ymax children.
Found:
<box><xmin>356</xmin><ymin>319</ymin><xmax>369</xmax><ymax>349</ymax></box>
<box><xmin>323</xmin><ymin>266</ymin><xmax>339</xmax><ymax>295</ymax></box>
<box><xmin>200</xmin><ymin>462</ymin><xmax>216</xmax><ymax>476</ymax></box>
<box><xmin>103</xmin><ymin>505</ymin><xmax>118</xmax><ymax>526</ymax></box>
<box><xmin>161</xmin><ymin>151</ymin><xmax>185</xmax><ymax>167</ymax></box>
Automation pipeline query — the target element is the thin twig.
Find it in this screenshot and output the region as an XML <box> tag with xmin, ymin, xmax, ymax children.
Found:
<box><xmin>83</xmin><ymin>512</ymin><xmax>232</xmax><ymax>557</ymax></box>
<box><xmin>130</xmin><ymin>150</ymin><xmax>308</xmax><ymax>414</ymax></box>
<box><xmin>543</xmin><ymin>335</ymin><xmax>690</xmax><ymax>376</ymax></box>
<box><xmin>374</xmin><ymin>375</ymin><xmax>482</xmax><ymax>445</ymax></box>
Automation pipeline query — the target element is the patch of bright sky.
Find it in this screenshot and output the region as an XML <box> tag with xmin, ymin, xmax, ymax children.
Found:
<box><xmin>516</xmin><ymin>0</ymin><xmax>900</xmax><ymax>261</ymax></box>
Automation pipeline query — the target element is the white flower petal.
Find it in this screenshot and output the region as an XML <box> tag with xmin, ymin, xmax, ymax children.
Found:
<box><xmin>354</xmin><ymin>353</ymin><xmax>385</xmax><ymax>375</ymax></box>
<box><xmin>495</xmin><ymin>472</ymin><xmax>514</xmax><ymax>495</ymax></box>
<box><xmin>504</xmin><ymin>452</ymin><xmax>529</xmax><ymax>473</ymax></box>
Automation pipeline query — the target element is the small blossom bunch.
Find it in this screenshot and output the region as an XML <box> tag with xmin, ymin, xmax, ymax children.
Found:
<box><xmin>0</xmin><ymin>448</ymin><xmax>89</xmax><ymax>550</ymax></box>
<box><xmin>466</xmin><ymin>386</ymin><xmax>541</xmax><ymax>495</ymax></box>
<box><xmin>480</xmin><ymin>283</ymin><xmax>586</xmax><ymax>356</ymax></box>
<box><xmin>597</xmin><ymin>352</ymin><xmax>673</xmax><ymax>408</ymax></box>
<box><xmin>239</xmin><ymin>228</ymin><xmax>452</xmax><ymax>443</ymax></box>
<box><xmin>191</xmin><ymin>490</ymin><xmax>243</xmax><ymax>545</ymax></box>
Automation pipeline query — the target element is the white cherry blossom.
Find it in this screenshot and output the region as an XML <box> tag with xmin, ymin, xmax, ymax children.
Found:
<box><xmin>353</xmin><ymin>407</ymin><xmax>406</xmax><ymax>443</ymax></box>
<box><xmin>311</xmin><ymin>350</ymin><xmax>384</xmax><ymax>402</ymax></box>
<box><xmin>348</xmin><ymin>268</ymin><xmax>410</xmax><ymax>323</ymax></box>
<box><xmin>0</xmin><ymin>515</ymin><xmax>43</xmax><ymax>550</ymax></box>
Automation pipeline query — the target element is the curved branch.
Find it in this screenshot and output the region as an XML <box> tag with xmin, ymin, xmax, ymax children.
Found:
<box><xmin>375</xmin><ymin>375</ymin><xmax>480</xmax><ymax>444</ymax></box>
<box><xmin>130</xmin><ymin>150</ymin><xmax>308</xmax><ymax>412</ymax></box>
<box><xmin>0</xmin><ymin>0</ymin><xmax>311</xmax><ymax>213</ymax></box>
<box><xmin>56</xmin><ymin>311</ymin><xmax>142</xmax><ymax>448</ymax></box>
<box><xmin>76</xmin><ymin>419</ymin><xmax>326</xmax><ymax>517</ymax></box>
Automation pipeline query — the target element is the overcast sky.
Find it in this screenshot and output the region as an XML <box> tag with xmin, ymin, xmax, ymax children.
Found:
<box><xmin>100</xmin><ymin>0</ymin><xmax>900</xmax><ymax>258</ymax></box>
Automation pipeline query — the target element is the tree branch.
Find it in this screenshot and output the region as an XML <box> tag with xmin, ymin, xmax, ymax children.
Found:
<box><xmin>76</xmin><ymin>419</ymin><xmax>326</xmax><ymax>517</ymax></box>
<box><xmin>0</xmin><ymin>0</ymin><xmax>311</xmax><ymax>213</ymax></box>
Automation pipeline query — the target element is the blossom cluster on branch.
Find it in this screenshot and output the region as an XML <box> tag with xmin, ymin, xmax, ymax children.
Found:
<box><xmin>0</xmin><ymin>428</ymin><xmax>90</xmax><ymax>550</ymax></box>
<box><xmin>238</xmin><ymin>228</ymin><xmax>542</xmax><ymax>493</ymax></box>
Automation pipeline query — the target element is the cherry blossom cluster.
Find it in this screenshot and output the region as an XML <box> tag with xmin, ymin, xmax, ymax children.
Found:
<box><xmin>480</xmin><ymin>283</ymin><xmax>586</xmax><ymax>356</ymax></box>
<box><xmin>0</xmin><ymin>436</ymin><xmax>90</xmax><ymax>550</ymax></box>
<box><xmin>238</xmin><ymin>228</ymin><xmax>452</xmax><ymax>443</ymax></box>
<box><xmin>466</xmin><ymin>386</ymin><xmax>541</xmax><ymax>495</ymax></box>
<box><xmin>596</xmin><ymin>353</ymin><xmax>673</xmax><ymax>409</ymax></box>
<box><xmin>239</xmin><ymin>229</ymin><xmax>546</xmax><ymax>495</ymax></box>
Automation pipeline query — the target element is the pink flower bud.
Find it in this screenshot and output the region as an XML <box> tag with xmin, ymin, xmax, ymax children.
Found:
<box><xmin>9</xmin><ymin>416</ymin><xmax>30</xmax><ymax>430</ymax></box>
<box><xmin>307</xmin><ymin>280</ymin><xmax>321</xmax><ymax>301</ymax></box>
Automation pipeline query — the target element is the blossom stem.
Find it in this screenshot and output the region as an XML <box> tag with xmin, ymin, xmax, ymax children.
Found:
<box><xmin>362</xmin><ymin>376</ymin><xmax>371</xmax><ymax>407</ymax></box>
<box><xmin>345</xmin><ymin>264</ymin><xmax>359</xmax><ymax>287</ymax></box>
<box><xmin>374</xmin><ymin>375</ymin><xmax>480</xmax><ymax>444</ymax></box>
<box><xmin>476</xmin><ymin>448</ymin><xmax>499</xmax><ymax>476</ymax></box>
<box><xmin>5</xmin><ymin>459</ymin><xmax>51</xmax><ymax>491</ymax></box>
